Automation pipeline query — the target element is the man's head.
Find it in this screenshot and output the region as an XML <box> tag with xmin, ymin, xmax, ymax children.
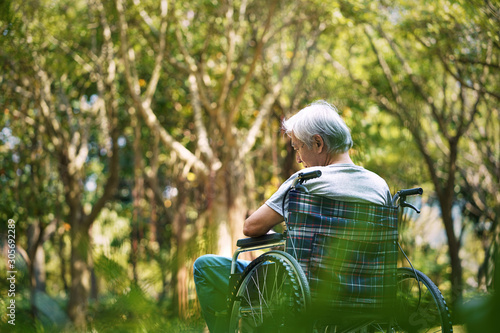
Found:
<box><xmin>283</xmin><ymin>100</ymin><xmax>353</xmax><ymax>167</ymax></box>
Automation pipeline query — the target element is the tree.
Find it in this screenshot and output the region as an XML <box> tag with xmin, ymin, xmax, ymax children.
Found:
<box><xmin>3</xmin><ymin>0</ymin><xmax>496</xmax><ymax>329</ymax></box>
<box><xmin>331</xmin><ymin>0</ymin><xmax>499</xmax><ymax>308</ymax></box>
<box><xmin>451</xmin><ymin>0</ymin><xmax>500</xmax><ymax>291</ymax></box>
<box><xmin>112</xmin><ymin>0</ymin><xmax>333</xmax><ymax>316</ymax></box>
<box><xmin>1</xmin><ymin>0</ymin><xmax>121</xmax><ymax>327</ymax></box>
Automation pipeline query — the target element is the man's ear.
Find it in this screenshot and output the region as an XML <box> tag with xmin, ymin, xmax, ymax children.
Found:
<box><xmin>313</xmin><ymin>134</ymin><xmax>324</xmax><ymax>153</ymax></box>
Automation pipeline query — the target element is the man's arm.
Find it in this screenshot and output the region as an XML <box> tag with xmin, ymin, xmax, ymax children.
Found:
<box><xmin>243</xmin><ymin>204</ymin><xmax>283</xmax><ymax>237</ymax></box>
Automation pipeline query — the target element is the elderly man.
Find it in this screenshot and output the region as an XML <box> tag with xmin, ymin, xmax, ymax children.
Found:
<box><xmin>193</xmin><ymin>100</ymin><xmax>392</xmax><ymax>332</ymax></box>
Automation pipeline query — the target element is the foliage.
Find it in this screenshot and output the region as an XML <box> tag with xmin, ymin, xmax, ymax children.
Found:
<box><xmin>0</xmin><ymin>0</ymin><xmax>498</xmax><ymax>330</ymax></box>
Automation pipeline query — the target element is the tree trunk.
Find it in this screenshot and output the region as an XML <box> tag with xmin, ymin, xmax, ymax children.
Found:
<box><xmin>30</xmin><ymin>243</ymin><xmax>46</xmax><ymax>317</ymax></box>
<box><xmin>173</xmin><ymin>176</ymin><xmax>188</xmax><ymax>318</ymax></box>
<box><xmin>442</xmin><ymin>143</ymin><xmax>463</xmax><ymax>306</ymax></box>
<box><xmin>58</xmin><ymin>226</ymin><xmax>69</xmax><ymax>293</ymax></box>
<box><xmin>67</xmin><ymin>221</ymin><xmax>91</xmax><ymax>329</ymax></box>
<box><xmin>27</xmin><ymin>216</ymin><xmax>59</xmax><ymax>319</ymax></box>
<box><xmin>27</xmin><ymin>221</ymin><xmax>44</xmax><ymax>319</ymax></box>
<box><xmin>131</xmin><ymin>114</ymin><xmax>143</xmax><ymax>283</ymax></box>
<box><xmin>210</xmin><ymin>161</ymin><xmax>248</xmax><ymax>257</ymax></box>
<box><xmin>440</xmin><ymin>196</ymin><xmax>463</xmax><ymax>306</ymax></box>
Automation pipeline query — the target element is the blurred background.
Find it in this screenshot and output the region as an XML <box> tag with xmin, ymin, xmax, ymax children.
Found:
<box><xmin>0</xmin><ymin>0</ymin><xmax>498</xmax><ymax>331</ymax></box>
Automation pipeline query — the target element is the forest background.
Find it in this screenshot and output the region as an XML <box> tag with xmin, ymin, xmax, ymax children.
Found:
<box><xmin>0</xmin><ymin>0</ymin><xmax>498</xmax><ymax>332</ymax></box>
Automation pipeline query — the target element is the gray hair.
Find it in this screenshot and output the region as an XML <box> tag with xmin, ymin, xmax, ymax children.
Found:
<box><xmin>282</xmin><ymin>100</ymin><xmax>353</xmax><ymax>154</ymax></box>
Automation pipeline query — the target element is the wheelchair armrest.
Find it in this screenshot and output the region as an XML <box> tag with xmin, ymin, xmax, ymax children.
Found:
<box><xmin>236</xmin><ymin>233</ymin><xmax>284</xmax><ymax>248</ymax></box>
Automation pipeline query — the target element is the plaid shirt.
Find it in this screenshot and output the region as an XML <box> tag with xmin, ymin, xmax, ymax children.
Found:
<box><xmin>285</xmin><ymin>190</ymin><xmax>398</xmax><ymax>315</ymax></box>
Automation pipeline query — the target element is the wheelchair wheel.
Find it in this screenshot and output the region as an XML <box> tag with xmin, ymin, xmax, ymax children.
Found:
<box><xmin>228</xmin><ymin>250</ymin><xmax>311</xmax><ymax>333</ymax></box>
<box><xmin>335</xmin><ymin>267</ymin><xmax>453</xmax><ymax>333</ymax></box>
<box><xmin>391</xmin><ymin>267</ymin><xmax>453</xmax><ymax>333</ymax></box>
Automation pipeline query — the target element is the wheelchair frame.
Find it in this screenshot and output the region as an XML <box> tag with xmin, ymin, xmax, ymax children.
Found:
<box><xmin>227</xmin><ymin>171</ymin><xmax>453</xmax><ymax>333</ymax></box>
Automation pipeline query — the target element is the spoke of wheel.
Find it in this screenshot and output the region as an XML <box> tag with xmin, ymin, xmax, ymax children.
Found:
<box><xmin>261</xmin><ymin>262</ymin><xmax>270</xmax><ymax>321</ymax></box>
<box><xmin>232</xmin><ymin>253</ymin><xmax>309</xmax><ymax>332</ymax></box>
<box><xmin>270</xmin><ymin>262</ymin><xmax>280</xmax><ymax>305</ymax></box>
<box><xmin>249</xmin><ymin>274</ymin><xmax>263</xmax><ymax>324</ymax></box>
<box><xmin>272</xmin><ymin>262</ymin><xmax>288</xmax><ymax>305</ymax></box>
<box><xmin>251</xmin><ymin>271</ymin><xmax>272</xmax><ymax>323</ymax></box>
<box><xmin>262</xmin><ymin>263</ymin><xmax>269</xmax><ymax>305</ymax></box>
<box><xmin>243</xmin><ymin>281</ymin><xmax>259</xmax><ymax>327</ymax></box>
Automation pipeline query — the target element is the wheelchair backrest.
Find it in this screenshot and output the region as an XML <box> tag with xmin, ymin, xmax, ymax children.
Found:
<box><xmin>286</xmin><ymin>190</ymin><xmax>398</xmax><ymax>317</ymax></box>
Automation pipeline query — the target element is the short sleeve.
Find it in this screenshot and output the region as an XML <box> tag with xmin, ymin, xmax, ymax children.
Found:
<box><xmin>265</xmin><ymin>173</ymin><xmax>300</xmax><ymax>217</ymax></box>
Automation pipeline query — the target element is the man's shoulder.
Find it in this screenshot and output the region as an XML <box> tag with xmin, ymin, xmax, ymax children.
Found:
<box><xmin>307</xmin><ymin>165</ymin><xmax>391</xmax><ymax>205</ymax></box>
<box><xmin>320</xmin><ymin>164</ymin><xmax>382</xmax><ymax>179</ymax></box>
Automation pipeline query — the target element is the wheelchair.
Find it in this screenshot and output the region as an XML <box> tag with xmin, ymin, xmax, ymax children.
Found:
<box><xmin>227</xmin><ymin>171</ymin><xmax>453</xmax><ymax>332</ymax></box>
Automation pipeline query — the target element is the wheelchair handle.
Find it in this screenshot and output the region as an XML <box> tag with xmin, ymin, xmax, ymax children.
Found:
<box><xmin>392</xmin><ymin>187</ymin><xmax>423</xmax><ymax>213</ymax></box>
<box><xmin>298</xmin><ymin>170</ymin><xmax>322</xmax><ymax>181</ymax></box>
<box><xmin>291</xmin><ymin>170</ymin><xmax>322</xmax><ymax>189</ymax></box>
<box><xmin>398</xmin><ymin>188</ymin><xmax>423</xmax><ymax>197</ymax></box>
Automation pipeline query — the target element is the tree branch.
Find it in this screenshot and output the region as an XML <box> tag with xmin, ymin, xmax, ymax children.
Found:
<box><xmin>83</xmin><ymin>0</ymin><xmax>121</xmax><ymax>228</ymax></box>
<box><xmin>323</xmin><ymin>50</ymin><xmax>444</xmax><ymax>197</ymax></box>
<box><xmin>188</xmin><ymin>73</ymin><xmax>221</xmax><ymax>170</ymax></box>
<box><xmin>173</xmin><ymin>14</ymin><xmax>214</xmax><ymax>115</ymax></box>
<box><xmin>215</xmin><ymin>0</ymin><xmax>237</xmax><ymax>116</ymax></box>
<box><xmin>116</xmin><ymin>0</ymin><xmax>209</xmax><ymax>175</ymax></box>
<box><xmin>227</xmin><ymin>0</ymin><xmax>278</xmax><ymax>129</ymax></box>
<box><xmin>143</xmin><ymin>0</ymin><xmax>168</xmax><ymax>108</ymax></box>
<box><xmin>375</xmin><ymin>25</ymin><xmax>451</xmax><ymax>141</ymax></box>
<box><xmin>413</xmin><ymin>34</ymin><xmax>500</xmax><ymax>101</ymax></box>
<box><xmin>132</xmin><ymin>0</ymin><xmax>159</xmax><ymax>36</ymax></box>
<box><xmin>363</xmin><ymin>25</ymin><xmax>403</xmax><ymax>107</ymax></box>
<box><xmin>238</xmin><ymin>25</ymin><xmax>303</xmax><ymax>160</ymax></box>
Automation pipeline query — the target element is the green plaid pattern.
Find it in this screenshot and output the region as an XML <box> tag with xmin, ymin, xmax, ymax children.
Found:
<box><xmin>285</xmin><ymin>190</ymin><xmax>398</xmax><ymax>315</ymax></box>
